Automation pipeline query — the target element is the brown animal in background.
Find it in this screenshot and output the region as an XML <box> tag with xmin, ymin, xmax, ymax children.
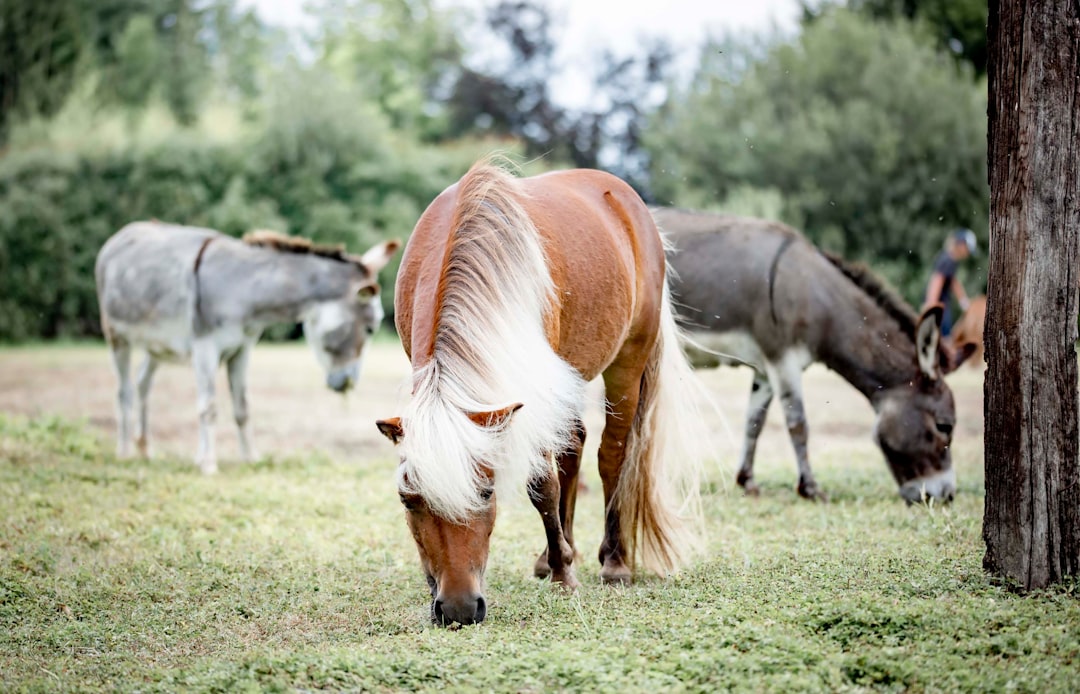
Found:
<box><xmin>949</xmin><ymin>296</ymin><xmax>986</xmax><ymax>368</ymax></box>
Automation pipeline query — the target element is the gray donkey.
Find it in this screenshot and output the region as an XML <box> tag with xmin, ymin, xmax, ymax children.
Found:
<box><xmin>655</xmin><ymin>208</ymin><xmax>974</xmax><ymax>503</ymax></box>
<box><xmin>96</xmin><ymin>221</ymin><xmax>400</xmax><ymax>473</ymax></box>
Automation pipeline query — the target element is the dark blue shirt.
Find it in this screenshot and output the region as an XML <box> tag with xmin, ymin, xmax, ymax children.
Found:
<box><xmin>929</xmin><ymin>251</ymin><xmax>959</xmax><ymax>306</ymax></box>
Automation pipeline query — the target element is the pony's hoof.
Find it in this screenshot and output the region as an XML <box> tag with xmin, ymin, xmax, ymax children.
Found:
<box><xmin>798</xmin><ymin>481</ymin><xmax>828</xmax><ymax>502</ymax></box>
<box><xmin>135</xmin><ymin>437</ymin><xmax>151</xmax><ymax>459</ymax></box>
<box><xmin>533</xmin><ymin>550</ymin><xmax>551</xmax><ymax>579</ymax></box>
<box><xmin>552</xmin><ymin>570</ymin><xmax>580</xmax><ymax>592</ymax></box>
<box><xmin>198</xmin><ymin>459</ymin><xmax>219</xmax><ymax>475</ymax></box>
<box><xmin>600</xmin><ymin>559</ymin><xmax>632</xmax><ymax>586</ymax></box>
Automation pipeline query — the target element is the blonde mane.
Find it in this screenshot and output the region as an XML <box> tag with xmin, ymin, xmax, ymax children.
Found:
<box><xmin>397</xmin><ymin>159</ymin><xmax>585</xmax><ymax>521</ymax></box>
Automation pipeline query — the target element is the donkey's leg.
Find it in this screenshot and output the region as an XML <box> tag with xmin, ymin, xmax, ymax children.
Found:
<box><xmin>134</xmin><ymin>355</ymin><xmax>158</xmax><ymax>458</ymax></box>
<box><xmin>766</xmin><ymin>358</ymin><xmax>825</xmax><ymax>501</ymax></box>
<box><xmin>527</xmin><ymin>462</ymin><xmax>579</xmax><ymax>590</ymax></box>
<box><xmin>109</xmin><ymin>343</ymin><xmax>133</xmax><ymax>458</ymax></box>
<box><xmin>192</xmin><ymin>338</ymin><xmax>220</xmax><ymax>474</ymax></box>
<box><xmin>597</xmin><ymin>364</ymin><xmax>645</xmax><ymax>585</ymax></box>
<box><xmin>226</xmin><ymin>342</ymin><xmax>258</xmax><ymax>462</ymax></box>
<box><xmin>533</xmin><ymin>420</ymin><xmax>585</xmax><ymax>579</ymax></box>
<box><xmin>736</xmin><ymin>372</ymin><xmax>773</xmax><ymax>496</ymax></box>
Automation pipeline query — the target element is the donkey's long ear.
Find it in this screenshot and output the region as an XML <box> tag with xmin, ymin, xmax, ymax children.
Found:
<box><xmin>916</xmin><ymin>306</ymin><xmax>943</xmax><ymax>380</ymax></box>
<box><xmin>467</xmin><ymin>403</ymin><xmax>524</xmax><ymax>429</ymax></box>
<box><xmin>376</xmin><ymin>417</ymin><xmax>404</xmax><ymax>444</ymax></box>
<box><xmin>360</xmin><ymin>239</ymin><xmax>402</xmax><ymax>274</ymax></box>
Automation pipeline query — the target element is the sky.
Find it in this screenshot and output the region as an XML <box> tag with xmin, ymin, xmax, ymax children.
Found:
<box><xmin>241</xmin><ymin>0</ymin><xmax>803</xmax><ymax>105</ymax></box>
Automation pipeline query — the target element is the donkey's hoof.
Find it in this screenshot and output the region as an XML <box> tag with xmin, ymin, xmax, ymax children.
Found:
<box><xmin>797</xmin><ymin>482</ymin><xmax>828</xmax><ymax>502</ymax></box>
<box><xmin>600</xmin><ymin>558</ymin><xmax>632</xmax><ymax>586</ymax></box>
<box><xmin>135</xmin><ymin>437</ymin><xmax>151</xmax><ymax>459</ymax></box>
<box><xmin>736</xmin><ymin>469</ymin><xmax>760</xmax><ymax>496</ymax></box>
<box><xmin>197</xmin><ymin>459</ymin><xmax>219</xmax><ymax>475</ymax></box>
<box><xmin>533</xmin><ymin>550</ymin><xmax>552</xmax><ymax>579</ymax></box>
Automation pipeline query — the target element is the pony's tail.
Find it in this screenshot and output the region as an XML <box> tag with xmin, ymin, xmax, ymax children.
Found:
<box><xmin>615</xmin><ymin>281</ymin><xmax>708</xmax><ymax>575</ymax></box>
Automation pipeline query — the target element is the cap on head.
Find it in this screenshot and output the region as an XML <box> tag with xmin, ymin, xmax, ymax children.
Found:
<box><xmin>952</xmin><ymin>228</ymin><xmax>977</xmax><ymax>256</ymax></box>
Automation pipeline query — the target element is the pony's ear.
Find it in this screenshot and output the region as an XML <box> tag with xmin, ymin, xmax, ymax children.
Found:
<box><xmin>360</xmin><ymin>239</ymin><xmax>401</xmax><ymax>274</ymax></box>
<box><xmin>376</xmin><ymin>417</ymin><xmax>404</xmax><ymax>444</ymax></box>
<box><xmin>467</xmin><ymin>403</ymin><xmax>524</xmax><ymax>429</ymax></box>
<box><xmin>916</xmin><ymin>306</ymin><xmax>943</xmax><ymax>380</ymax></box>
<box><xmin>944</xmin><ymin>341</ymin><xmax>978</xmax><ymax>374</ymax></box>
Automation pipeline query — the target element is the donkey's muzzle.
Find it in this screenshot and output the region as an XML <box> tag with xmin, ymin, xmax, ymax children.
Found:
<box><xmin>432</xmin><ymin>593</ymin><xmax>486</xmax><ymax>626</ymax></box>
<box><xmin>326</xmin><ymin>364</ymin><xmax>359</xmax><ymax>393</ymax></box>
<box><xmin>898</xmin><ymin>468</ymin><xmax>957</xmax><ymax>504</ymax></box>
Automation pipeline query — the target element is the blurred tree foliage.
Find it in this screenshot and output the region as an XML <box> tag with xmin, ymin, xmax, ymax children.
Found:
<box><xmin>316</xmin><ymin>0</ymin><xmax>465</xmax><ymax>139</ymax></box>
<box><xmin>807</xmin><ymin>0</ymin><xmax>989</xmax><ymax>75</ymax></box>
<box><xmin>0</xmin><ymin>0</ymin><xmax>83</xmax><ymax>141</ymax></box>
<box><xmin>645</xmin><ymin>8</ymin><xmax>988</xmax><ymax>302</ymax></box>
<box><xmin>445</xmin><ymin>0</ymin><xmax>674</xmax><ymax>188</ymax></box>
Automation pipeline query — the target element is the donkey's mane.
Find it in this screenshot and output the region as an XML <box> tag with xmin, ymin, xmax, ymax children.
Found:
<box><xmin>242</xmin><ymin>230</ymin><xmax>361</xmax><ymax>267</ymax></box>
<box><xmin>397</xmin><ymin>157</ymin><xmax>584</xmax><ymax>521</ymax></box>
<box><xmin>821</xmin><ymin>250</ymin><xmax>919</xmax><ymax>341</ymax></box>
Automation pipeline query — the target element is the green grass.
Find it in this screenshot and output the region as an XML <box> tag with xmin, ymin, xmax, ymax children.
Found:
<box><xmin>1</xmin><ymin>413</ymin><xmax>1078</xmax><ymax>693</ymax></box>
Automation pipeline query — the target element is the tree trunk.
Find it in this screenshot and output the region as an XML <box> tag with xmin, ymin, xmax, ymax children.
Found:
<box><xmin>983</xmin><ymin>0</ymin><xmax>1080</xmax><ymax>590</ymax></box>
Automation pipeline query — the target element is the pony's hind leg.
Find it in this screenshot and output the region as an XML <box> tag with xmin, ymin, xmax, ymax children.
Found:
<box><xmin>109</xmin><ymin>342</ymin><xmax>134</xmax><ymax>458</ymax></box>
<box><xmin>765</xmin><ymin>355</ymin><xmax>825</xmax><ymax>501</ymax></box>
<box><xmin>527</xmin><ymin>461</ymin><xmax>580</xmax><ymax>590</ymax></box>
<box><xmin>736</xmin><ymin>372</ymin><xmax>773</xmax><ymax>496</ymax></box>
<box><xmin>596</xmin><ymin>363</ymin><xmax>645</xmax><ymax>585</ymax></box>
<box><xmin>134</xmin><ymin>354</ymin><xmax>158</xmax><ymax>458</ymax></box>
<box><xmin>533</xmin><ymin>420</ymin><xmax>585</xmax><ymax>579</ymax></box>
<box><xmin>226</xmin><ymin>341</ymin><xmax>258</xmax><ymax>462</ymax></box>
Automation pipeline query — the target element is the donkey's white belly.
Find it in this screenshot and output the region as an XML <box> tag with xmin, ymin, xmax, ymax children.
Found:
<box><xmin>683</xmin><ymin>330</ymin><xmax>813</xmax><ymax>379</ymax></box>
<box><xmin>108</xmin><ymin>318</ymin><xmax>254</xmax><ymax>363</ymax></box>
<box><xmin>108</xmin><ymin>317</ymin><xmax>194</xmax><ymax>362</ymax></box>
<box><xmin>683</xmin><ymin>330</ymin><xmax>766</xmax><ymax>370</ymax></box>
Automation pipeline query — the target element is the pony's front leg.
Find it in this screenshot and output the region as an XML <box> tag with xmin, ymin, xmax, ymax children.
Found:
<box><xmin>533</xmin><ymin>420</ymin><xmax>585</xmax><ymax>579</ymax></box>
<box><xmin>527</xmin><ymin>462</ymin><xmax>579</xmax><ymax>590</ymax></box>
<box><xmin>192</xmin><ymin>338</ymin><xmax>220</xmax><ymax>474</ymax></box>
<box><xmin>226</xmin><ymin>341</ymin><xmax>258</xmax><ymax>462</ymax></box>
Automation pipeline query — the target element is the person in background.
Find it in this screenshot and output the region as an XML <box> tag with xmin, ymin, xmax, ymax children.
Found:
<box><xmin>922</xmin><ymin>228</ymin><xmax>978</xmax><ymax>336</ymax></box>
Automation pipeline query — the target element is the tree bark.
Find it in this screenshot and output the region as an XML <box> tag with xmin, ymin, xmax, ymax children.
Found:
<box><xmin>983</xmin><ymin>0</ymin><xmax>1080</xmax><ymax>590</ymax></box>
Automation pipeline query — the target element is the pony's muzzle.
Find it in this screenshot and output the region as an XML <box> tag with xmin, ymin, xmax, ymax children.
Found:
<box><xmin>898</xmin><ymin>468</ymin><xmax>957</xmax><ymax>504</ymax></box>
<box><xmin>432</xmin><ymin>593</ymin><xmax>487</xmax><ymax>626</ymax></box>
<box><xmin>326</xmin><ymin>364</ymin><xmax>359</xmax><ymax>393</ymax></box>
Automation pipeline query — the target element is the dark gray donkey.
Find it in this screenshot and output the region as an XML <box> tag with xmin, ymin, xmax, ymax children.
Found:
<box><xmin>96</xmin><ymin>222</ymin><xmax>400</xmax><ymax>473</ymax></box>
<box><xmin>655</xmin><ymin>208</ymin><xmax>974</xmax><ymax>503</ymax></box>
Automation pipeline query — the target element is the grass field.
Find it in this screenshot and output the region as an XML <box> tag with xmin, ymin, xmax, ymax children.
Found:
<box><xmin>1</xmin><ymin>342</ymin><xmax>1077</xmax><ymax>692</ymax></box>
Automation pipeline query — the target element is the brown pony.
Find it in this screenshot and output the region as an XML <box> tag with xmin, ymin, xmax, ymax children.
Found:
<box><xmin>376</xmin><ymin>158</ymin><xmax>706</xmax><ymax>626</ymax></box>
<box><xmin>949</xmin><ymin>295</ymin><xmax>986</xmax><ymax>368</ymax></box>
